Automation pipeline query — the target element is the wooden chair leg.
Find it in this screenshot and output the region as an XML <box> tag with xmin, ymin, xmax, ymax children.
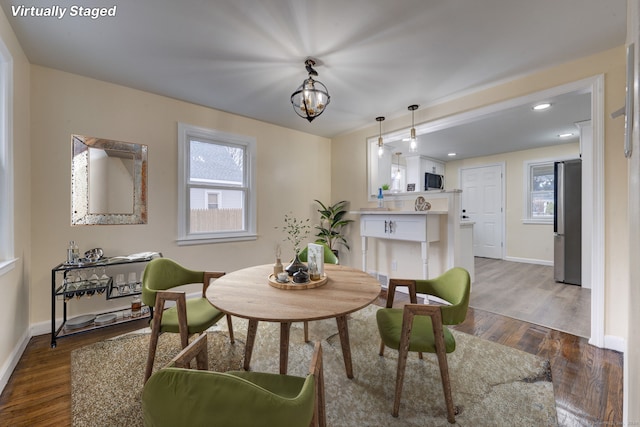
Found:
<box><xmin>304</xmin><ymin>321</ymin><xmax>309</xmax><ymax>342</ymax></box>
<box><xmin>226</xmin><ymin>314</ymin><xmax>235</xmax><ymax>343</ymax></box>
<box><xmin>379</xmin><ymin>340</ymin><xmax>385</xmax><ymax>356</ymax></box>
<box><xmin>144</xmin><ymin>299</ymin><xmax>165</xmax><ymax>383</ymax></box>
<box><xmin>392</xmin><ymin>341</ymin><xmax>409</xmax><ymax>417</ymax></box>
<box><xmin>434</xmin><ymin>338</ymin><xmax>455</xmax><ymax>423</ymax></box>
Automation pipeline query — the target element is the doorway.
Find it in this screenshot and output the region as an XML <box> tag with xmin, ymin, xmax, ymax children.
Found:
<box><xmin>460</xmin><ymin>164</ymin><xmax>504</xmax><ymax>259</ymax></box>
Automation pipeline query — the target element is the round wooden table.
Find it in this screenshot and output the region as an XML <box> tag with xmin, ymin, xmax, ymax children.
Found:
<box><xmin>206</xmin><ymin>263</ymin><xmax>381</xmax><ymax>378</ymax></box>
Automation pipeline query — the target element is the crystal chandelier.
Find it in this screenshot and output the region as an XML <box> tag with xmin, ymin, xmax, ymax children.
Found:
<box><xmin>290</xmin><ymin>58</ymin><xmax>331</xmax><ymax>122</ymax></box>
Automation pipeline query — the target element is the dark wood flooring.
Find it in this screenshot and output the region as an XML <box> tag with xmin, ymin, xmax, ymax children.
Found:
<box><xmin>0</xmin><ymin>294</ymin><xmax>623</xmax><ymax>426</ymax></box>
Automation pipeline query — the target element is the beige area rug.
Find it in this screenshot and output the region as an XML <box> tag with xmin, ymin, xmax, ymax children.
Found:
<box><xmin>71</xmin><ymin>305</ymin><xmax>557</xmax><ymax>426</ymax></box>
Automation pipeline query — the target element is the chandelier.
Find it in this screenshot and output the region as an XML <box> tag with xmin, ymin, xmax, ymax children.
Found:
<box><xmin>290</xmin><ymin>58</ymin><xmax>331</xmax><ymax>122</ymax></box>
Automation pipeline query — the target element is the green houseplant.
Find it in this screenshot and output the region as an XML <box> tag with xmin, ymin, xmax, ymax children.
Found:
<box><xmin>314</xmin><ymin>200</ymin><xmax>354</xmax><ymax>256</ymax></box>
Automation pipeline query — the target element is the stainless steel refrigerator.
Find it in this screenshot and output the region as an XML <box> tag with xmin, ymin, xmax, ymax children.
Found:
<box><xmin>554</xmin><ymin>159</ymin><xmax>582</xmax><ymax>285</ymax></box>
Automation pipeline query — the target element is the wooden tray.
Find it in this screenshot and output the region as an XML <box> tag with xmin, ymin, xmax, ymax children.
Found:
<box><xmin>268</xmin><ymin>273</ymin><xmax>328</xmax><ymax>290</ymax></box>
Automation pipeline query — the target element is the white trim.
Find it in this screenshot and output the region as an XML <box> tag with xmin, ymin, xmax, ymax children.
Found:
<box><xmin>587</xmin><ymin>76</ymin><xmax>605</xmax><ymax>348</ymax></box>
<box><xmin>0</xmin><ymin>257</ymin><xmax>17</xmax><ymax>277</ymax></box>
<box><xmin>603</xmin><ymin>335</ymin><xmax>625</xmax><ymax>354</ymax></box>
<box><xmin>0</xmin><ymin>36</ymin><xmax>14</xmax><ymax>265</ymax></box>
<box><xmin>522</xmin><ymin>159</ymin><xmax>555</xmax><ymax>223</ymax></box>
<box><xmin>0</xmin><ymin>329</ymin><xmax>29</xmax><ymax>395</ymax></box>
<box><xmin>503</xmin><ymin>256</ymin><xmax>553</xmax><ymax>266</ymax></box>
<box><xmin>177</xmin><ymin>122</ymin><xmax>257</xmax><ymax>243</ymax></box>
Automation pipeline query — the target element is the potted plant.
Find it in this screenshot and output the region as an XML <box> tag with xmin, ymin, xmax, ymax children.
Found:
<box><xmin>314</xmin><ymin>200</ymin><xmax>354</xmax><ymax>257</ymax></box>
<box><xmin>276</xmin><ymin>212</ymin><xmax>310</xmax><ymax>274</ymax></box>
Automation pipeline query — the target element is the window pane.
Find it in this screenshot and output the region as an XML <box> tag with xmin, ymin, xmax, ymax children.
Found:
<box><xmin>189</xmin><ymin>140</ymin><xmax>244</xmax><ymax>185</ymax></box>
<box><xmin>189</xmin><ymin>188</ymin><xmax>244</xmax><ymax>232</ymax></box>
<box><xmin>531</xmin><ymin>191</ymin><xmax>554</xmax><ymax>217</ymax></box>
<box><xmin>531</xmin><ymin>164</ymin><xmax>554</xmax><ymax>192</ymax></box>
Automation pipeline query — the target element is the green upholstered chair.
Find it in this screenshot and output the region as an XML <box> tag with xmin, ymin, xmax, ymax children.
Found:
<box><xmin>298</xmin><ymin>243</ymin><xmax>339</xmax><ymax>265</ymax></box>
<box><xmin>297</xmin><ymin>243</ymin><xmax>339</xmax><ymax>342</ymax></box>
<box><xmin>376</xmin><ymin>267</ymin><xmax>470</xmax><ymax>423</ymax></box>
<box><xmin>141</xmin><ymin>258</ymin><xmax>234</xmax><ymax>383</ymax></box>
<box><xmin>142</xmin><ymin>334</ymin><xmax>326</xmax><ymax>427</ymax></box>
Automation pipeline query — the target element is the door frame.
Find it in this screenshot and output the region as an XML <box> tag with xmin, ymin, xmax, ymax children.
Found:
<box><xmin>459</xmin><ymin>162</ymin><xmax>505</xmax><ymax>260</ymax></box>
<box><xmin>413</xmin><ymin>75</ymin><xmax>605</xmax><ymax>348</ymax></box>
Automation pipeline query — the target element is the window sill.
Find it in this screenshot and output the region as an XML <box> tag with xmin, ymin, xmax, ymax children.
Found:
<box><xmin>0</xmin><ymin>258</ymin><xmax>18</xmax><ymax>277</ymax></box>
<box><xmin>176</xmin><ymin>234</ymin><xmax>258</xmax><ymax>246</ymax></box>
<box><xmin>522</xmin><ymin>219</ymin><xmax>553</xmax><ymax>225</ymax></box>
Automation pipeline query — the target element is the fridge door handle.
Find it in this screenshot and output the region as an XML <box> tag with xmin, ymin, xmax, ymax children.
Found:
<box><xmin>556</xmin><ymin>162</ymin><xmax>565</xmax><ymax>235</ymax></box>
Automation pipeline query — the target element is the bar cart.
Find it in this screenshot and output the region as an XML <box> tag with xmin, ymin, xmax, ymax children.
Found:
<box><xmin>50</xmin><ymin>252</ymin><xmax>161</xmax><ymax>347</ymax></box>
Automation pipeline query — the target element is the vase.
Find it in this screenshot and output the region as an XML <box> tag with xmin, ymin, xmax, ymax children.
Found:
<box><xmin>286</xmin><ymin>252</ymin><xmax>308</xmax><ymax>276</ymax></box>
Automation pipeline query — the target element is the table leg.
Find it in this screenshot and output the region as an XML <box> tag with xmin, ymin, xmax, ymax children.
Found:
<box><xmin>279</xmin><ymin>322</ymin><xmax>291</xmax><ymax>374</ymax></box>
<box><xmin>244</xmin><ymin>319</ymin><xmax>258</xmax><ymax>371</ymax></box>
<box><xmin>336</xmin><ymin>315</ymin><xmax>354</xmax><ymax>379</ymax></box>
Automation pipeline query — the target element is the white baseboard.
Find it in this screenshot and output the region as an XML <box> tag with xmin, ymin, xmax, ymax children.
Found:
<box><xmin>603</xmin><ymin>334</ymin><xmax>625</xmax><ymax>353</ymax></box>
<box><xmin>503</xmin><ymin>256</ymin><xmax>553</xmax><ymax>266</ymax></box>
<box><xmin>0</xmin><ymin>329</ymin><xmax>30</xmax><ymax>395</ymax></box>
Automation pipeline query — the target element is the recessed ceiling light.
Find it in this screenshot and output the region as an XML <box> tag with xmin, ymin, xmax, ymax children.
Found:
<box><xmin>448</xmin><ymin>152</ymin><xmax>457</xmax><ymax>157</ymax></box>
<box><xmin>532</xmin><ymin>102</ymin><xmax>552</xmax><ymax>111</ymax></box>
<box><xmin>558</xmin><ymin>132</ymin><xmax>574</xmax><ymax>138</ymax></box>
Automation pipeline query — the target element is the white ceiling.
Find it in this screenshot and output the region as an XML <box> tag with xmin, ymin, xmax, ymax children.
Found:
<box><xmin>1</xmin><ymin>0</ymin><xmax>626</xmax><ymax>158</ymax></box>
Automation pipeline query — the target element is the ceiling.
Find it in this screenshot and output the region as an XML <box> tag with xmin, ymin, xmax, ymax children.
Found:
<box><xmin>1</xmin><ymin>0</ymin><xmax>626</xmax><ymax>157</ymax></box>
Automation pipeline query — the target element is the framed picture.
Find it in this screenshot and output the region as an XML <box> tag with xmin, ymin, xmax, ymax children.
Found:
<box><xmin>407</xmin><ymin>183</ymin><xmax>416</xmax><ymax>192</ymax></box>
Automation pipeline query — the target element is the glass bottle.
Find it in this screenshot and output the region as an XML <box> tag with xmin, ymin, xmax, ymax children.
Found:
<box><xmin>377</xmin><ymin>188</ymin><xmax>384</xmax><ymax>208</ymax></box>
<box><xmin>131</xmin><ymin>296</ymin><xmax>142</xmax><ymax>318</ymax></box>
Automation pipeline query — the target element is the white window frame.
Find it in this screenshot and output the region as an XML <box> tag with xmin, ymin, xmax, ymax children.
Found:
<box><xmin>177</xmin><ymin>123</ymin><xmax>257</xmax><ymax>245</ymax></box>
<box><xmin>522</xmin><ymin>159</ymin><xmax>556</xmax><ymax>224</ymax></box>
<box><xmin>0</xmin><ymin>36</ymin><xmax>16</xmax><ymax>276</ymax></box>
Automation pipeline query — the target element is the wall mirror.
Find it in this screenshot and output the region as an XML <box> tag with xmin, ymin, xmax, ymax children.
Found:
<box><xmin>71</xmin><ymin>135</ymin><xmax>147</xmax><ymax>225</ymax></box>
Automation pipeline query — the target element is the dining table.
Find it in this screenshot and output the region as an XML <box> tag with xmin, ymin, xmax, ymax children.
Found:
<box><xmin>205</xmin><ymin>263</ymin><xmax>381</xmax><ymax>378</ymax></box>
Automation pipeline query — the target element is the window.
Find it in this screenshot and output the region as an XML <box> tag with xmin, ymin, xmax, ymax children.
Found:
<box><xmin>524</xmin><ymin>160</ymin><xmax>554</xmax><ymax>223</ymax></box>
<box><xmin>206</xmin><ymin>191</ymin><xmax>220</xmax><ymax>209</ymax></box>
<box><xmin>0</xmin><ymin>37</ymin><xmax>15</xmax><ymax>275</ymax></box>
<box><xmin>178</xmin><ymin>123</ymin><xmax>256</xmax><ymax>244</ymax></box>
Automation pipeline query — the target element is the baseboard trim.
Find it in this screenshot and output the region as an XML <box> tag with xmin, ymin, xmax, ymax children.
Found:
<box><xmin>503</xmin><ymin>256</ymin><xmax>553</xmax><ymax>266</ymax></box>
<box><xmin>0</xmin><ymin>329</ymin><xmax>30</xmax><ymax>395</ymax></box>
<box><xmin>602</xmin><ymin>334</ymin><xmax>625</xmax><ymax>353</ymax></box>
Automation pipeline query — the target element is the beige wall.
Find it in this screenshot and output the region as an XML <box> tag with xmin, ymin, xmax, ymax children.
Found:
<box><xmin>29</xmin><ymin>66</ymin><xmax>332</xmax><ymax>325</ymax></box>
<box><xmin>446</xmin><ymin>143</ymin><xmax>580</xmax><ymax>263</ymax></box>
<box><xmin>0</xmin><ymin>11</ymin><xmax>31</xmax><ymax>379</ymax></box>
<box><xmin>331</xmin><ymin>46</ymin><xmax>628</xmax><ymax>339</ymax></box>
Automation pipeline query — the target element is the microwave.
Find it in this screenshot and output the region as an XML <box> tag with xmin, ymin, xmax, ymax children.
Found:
<box><xmin>425</xmin><ymin>172</ymin><xmax>444</xmax><ymax>190</ymax></box>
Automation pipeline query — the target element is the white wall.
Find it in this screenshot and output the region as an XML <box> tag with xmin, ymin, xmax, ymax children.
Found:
<box><xmin>29</xmin><ymin>65</ymin><xmax>332</xmax><ymax>326</ymax></box>
<box><xmin>0</xmin><ymin>9</ymin><xmax>31</xmax><ymax>390</ymax></box>
<box><xmin>445</xmin><ymin>143</ymin><xmax>580</xmax><ymax>263</ymax></box>
<box><xmin>331</xmin><ymin>46</ymin><xmax>628</xmax><ymax>341</ymax></box>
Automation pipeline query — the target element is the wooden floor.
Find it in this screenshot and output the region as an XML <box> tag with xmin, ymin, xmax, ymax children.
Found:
<box><xmin>471</xmin><ymin>257</ymin><xmax>591</xmax><ymax>338</ymax></box>
<box><xmin>0</xmin><ymin>295</ymin><xmax>622</xmax><ymax>426</ymax></box>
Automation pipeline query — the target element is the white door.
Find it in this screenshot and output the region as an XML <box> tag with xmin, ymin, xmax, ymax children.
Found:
<box><xmin>461</xmin><ymin>164</ymin><xmax>504</xmax><ymax>259</ymax></box>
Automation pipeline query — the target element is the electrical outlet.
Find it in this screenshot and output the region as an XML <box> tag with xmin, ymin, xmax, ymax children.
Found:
<box><xmin>391</xmin><ymin>260</ymin><xmax>397</xmax><ymax>271</ymax></box>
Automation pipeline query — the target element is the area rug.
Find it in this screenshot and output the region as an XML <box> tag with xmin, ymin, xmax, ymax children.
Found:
<box><xmin>71</xmin><ymin>305</ymin><xmax>557</xmax><ymax>426</ymax></box>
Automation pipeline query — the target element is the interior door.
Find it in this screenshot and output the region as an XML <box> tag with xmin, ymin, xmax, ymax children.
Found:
<box><xmin>461</xmin><ymin>164</ymin><xmax>504</xmax><ymax>259</ymax></box>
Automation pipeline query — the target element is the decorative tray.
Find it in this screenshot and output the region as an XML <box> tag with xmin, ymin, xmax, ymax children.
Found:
<box><xmin>267</xmin><ymin>274</ymin><xmax>328</xmax><ymax>290</ymax></box>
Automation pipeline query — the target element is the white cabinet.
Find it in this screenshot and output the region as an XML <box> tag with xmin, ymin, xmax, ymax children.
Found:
<box><xmin>360</xmin><ymin>214</ymin><xmax>439</xmax><ymax>242</ymax></box>
<box><xmin>405</xmin><ymin>155</ymin><xmax>445</xmax><ymax>191</ymax></box>
<box><xmin>359</xmin><ymin>211</ymin><xmax>445</xmax><ymax>279</ymax></box>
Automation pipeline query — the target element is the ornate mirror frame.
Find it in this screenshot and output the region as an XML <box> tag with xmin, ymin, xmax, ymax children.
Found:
<box><xmin>71</xmin><ymin>135</ymin><xmax>147</xmax><ymax>225</ymax></box>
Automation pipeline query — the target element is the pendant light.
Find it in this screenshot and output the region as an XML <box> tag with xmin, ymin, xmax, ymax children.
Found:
<box><xmin>408</xmin><ymin>104</ymin><xmax>419</xmax><ymax>152</ymax></box>
<box><xmin>376</xmin><ymin>116</ymin><xmax>385</xmax><ymax>157</ymax></box>
<box><xmin>290</xmin><ymin>58</ymin><xmax>331</xmax><ymax>122</ymax></box>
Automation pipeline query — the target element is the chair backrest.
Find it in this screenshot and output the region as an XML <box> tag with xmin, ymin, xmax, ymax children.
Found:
<box><xmin>141</xmin><ymin>258</ymin><xmax>204</xmax><ymax>307</ymax></box>
<box><xmin>142</xmin><ymin>337</ymin><xmax>323</xmax><ymax>427</ymax></box>
<box><xmin>143</xmin><ymin>369</ymin><xmax>315</xmax><ymax>427</ymax></box>
<box><xmin>415</xmin><ymin>267</ymin><xmax>470</xmax><ymax>325</ymax></box>
<box><xmin>298</xmin><ymin>243</ymin><xmax>339</xmax><ymax>265</ymax></box>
